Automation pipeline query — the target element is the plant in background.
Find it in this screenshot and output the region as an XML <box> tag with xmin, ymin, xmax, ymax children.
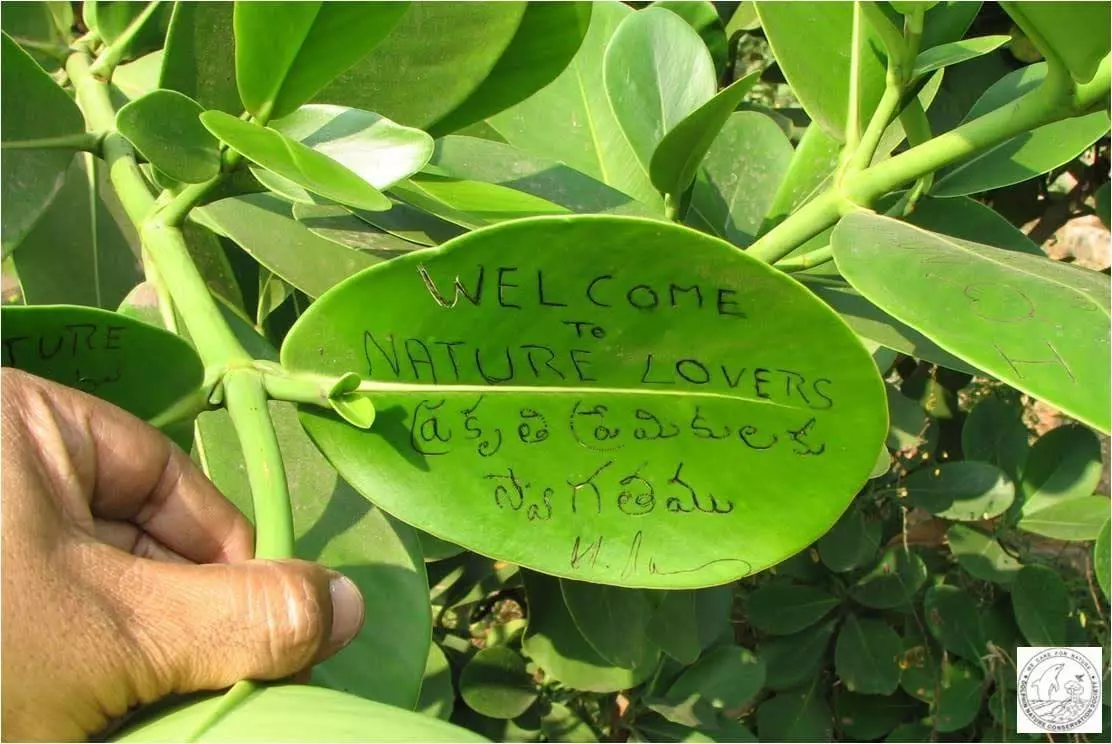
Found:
<box><xmin>1</xmin><ymin>0</ymin><xmax>1109</xmax><ymax>740</ymax></box>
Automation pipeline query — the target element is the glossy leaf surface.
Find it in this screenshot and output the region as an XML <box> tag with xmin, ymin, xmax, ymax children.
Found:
<box><xmin>293</xmin><ymin>203</ymin><xmax>422</xmax><ymax>260</ymax></box>
<box><xmin>0</xmin><ymin>305</ymin><xmax>203</xmax><ymax>420</ymax></box>
<box><xmin>932</xmin><ymin>63</ymin><xmax>1111</xmax><ymax>197</ymax></box>
<box><xmin>833</xmin><ymin>211</ymin><xmax>1111</xmax><ymax>433</ymax></box>
<box><xmin>604</xmin><ymin>7</ymin><xmax>716</xmax><ymax>173</ymax></box>
<box><xmin>233</xmin><ymin>1</ymin><xmax>408</xmax><ymax>120</ymax></box>
<box><xmin>281</xmin><ymin>215</ymin><xmax>886</xmax><ymax>588</ymax></box>
<box><xmin>201</xmin><ymin>111</ymin><xmax>390</xmax><ymax>211</ymax></box>
<box><xmin>114</xmin><ymin>684</ymin><xmax>484</xmax><ymax>742</ymax></box>
<box><xmin>117</xmin><ymin>90</ymin><xmax>220</xmax><ymax>183</ymax></box>
<box><xmin>489</xmin><ymin>2</ymin><xmax>662</xmax><ymax>210</ymax></box>
<box><xmin>1</xmin><ymin>32</ymin><xmax>85</xmax><ymax>255</ymax></box>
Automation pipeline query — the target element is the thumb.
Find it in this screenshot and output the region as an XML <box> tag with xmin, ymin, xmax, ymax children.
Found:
<box><xmin>108</xmin><ymin>556</ymin><xmax>365</xmax><ymax>696</ymax></box>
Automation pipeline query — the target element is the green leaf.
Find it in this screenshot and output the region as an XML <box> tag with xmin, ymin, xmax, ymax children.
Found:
<box><xmin>685</xmin><ymin>111</ymin><xmax>794</xmax><ymax>248</ymax></box>
<box><xmin>850</xmin><ymin>548</ymin><xmax>928</xmax><ymax>610</ymax></box>
<box><xmin>1</xmin><ymin>1</ymin><xmax>72</xmax><ymax>72</ymax></box>
<box><xmin>761</xmin><ymin>123</ymin><xmax>841</xmax><ymax>232</ymax></box>
<box><xmin>158</xmin><ymin>1</ymin><xmax>241</xmax><ymax>114</ymax></box>
<box><xmin>835</xmin><ymin>615</ymin><xmax>901</xmax><ymax>695</ymax></box>
<box><xmin>1095</xmin><ymin>520</ymin><xmax>1110</xmax><ymax>601</ymax></box>
<box><xmin>912</xmin><ymin>35</ymin><xmax>1010</xmax><ymax>79</ymax></box>
<box><xmin>725</xmin><ymin>2</ymin><xmax>760</xmax><ymax>34</ymax></box>
<box><xmin>1018</xmin><ymin>496</ymin><xmax>1110</xmax><ymax>541</ymax></box>
<box><xmin>1019</xmin><ymin>424</ymin><xmax>1104</xmax><ymax>514</ymax></box>
<box><xmin>817</xmin><ymin>507</ymin><xmax>882</xmax><ymax>572</ymax></box>
<box><xmin>923</xmin><ymin>585</ymin><xmax>983</xmax><ymax>660</ymax></box>
<box><xmin>650</xmin><ymin>70</ymin><xmax>761</xmax><ymax>200</ymax></box>
<box><xmin>349</xmin><ymin>200</ymin><xmax>465</xmax><ymax>247</ymax></box>
<box><xmin>116</xmin><ymin>90</ymin><xmax>220</xmax><ymax>184</ymax></box>
<box><xmin>666</xmin><ymin>645</ymin><xmax>766</xmax><ymax>710</ymax></box>
<box><xmin>84</xmin><ymin>0</ymin><xmax>171</xmax><ymax>62</ymax></box>
<box><xmin>1012</xmin><ymin>564</ymin><xmax>1071</xmax><ymax>646</ymax></box>
<box><xmin>389</xmin><ymin>174</ymin><xmax>570</xmax><ymax>229</ymax></box>
<box><xmin>833</xmin><ymin>690</ymin><xmax>921</xmax><ymax>741</ymax></box>
<box><xmin>0</xmin><ymin>305</ymin><xmax>203</xmax><ymax>421</ymax></box>
<box><xmin>1</xmin><ymin>32</ymin><xmax>85</xmax><ymax>256</ymax></box>
<box><xmin>759</xmin><ymin>618</ymin><xmax>838</xmax><ymax>691</ymax></box>
<box><xmin>946</xmin><ymin>524</ymin><xmax>1021</xmax><ymax>585</ymax></box>
<box><xmin>932</xmin><ymin>63</ymin><xmax>1111</xmax><ymax>197</ymax></box>
<box><xmin>197</xmin><ymin>194</ymin><xmax>379</xmax><ymax>299</ymax></box>
<box><xmin>270</xmin><ymin>104</ymin><xmax>434</xmax><ymax>192</ymax></box>
<box><xmin>113</xmin><ymin>684</ymin><xmax>484</xmax><ymax>741</ymax></box>
<box><xmin>200</xmin><ymin>111</ymin><xmax>391</xmax><ymax>211</ymax></box>
<box><xmin>459</xmin><ymin>646</ymin><xmax>538</xmax><ymax>720</ymax></box>
<box><xmin>429</xmin><ymin>135</ymin><xmax>663</xmax><ymax>219</ymax></box>
<box><xmin>899</xmin><ymin>194</ymin><xmax>1044</xmax><ymax>257</ymax></box>
<box><xmin>112</xmin><ymin>49</ymin><xmax>164</xmax><ymax>102</ymax></box>
<box><xmin>1001</xmin><ymin>2</ymin><xmax>1111</xmax><ymax>83</ymax></box>
<box><xmin>653</xmin><ymin>1</ymin><xmax>728</xmax><ymax>77</ymax></box>
<box><xmin>280</xmin><ymin>215</ymin><xmax>887</xmax><ymax>587</ymax></box>
<box><xmin>756</xmin><ymin>680</ymin><xmax>834</xmax><ymax>742</ymax></box>
<box><xmin>932</xmin><ymin>659</ymin><xmax>983</xmax><ymax>732</ymax></box>
<box><xmin>645</xmin><ymin>586</ymin><xmax>733</xmax><ymax>665</ymax></box>
<box><xmin>489</xmin><ymin>2</ymin><xmax>662</xmax><ymax>210</ymax></box>
<box><xmin>233</xmin><ymin>1</ymin><xmax>408</xmax><ymax>121</ymax></box>
<box><xmin>521</xmin><ymin>571</ymin><xmax>654</xmax><ymax>692</ymax></box>
<box><xmin>11</xmin><ymin>156</ymin><xmax>143</xmax><ymax>309</ymax></box>
<box><xmin>604</xmin><ymin>7</ymin><xmax>717</xmax><ymax>173</ymax></box>
<box><xmin>560</xmin><ymin>580</ymin><xmax>660</xmax><ymax>669</ymax></box>
<box><xmin>417</xmin><ymin>643</ymin><xmax>455</xmax><ymax>721</ymax></box>
<box><xmin>905</xmin><ymin>461</ymin><xmax>1015</xmax><ymax>521</ymax></box>
<box><xmin>961</xmin><ymin>395</ymin><xmax>1029</xmax><ymax>479</ymax></box>
<box><xmin>832</xmin><ymin>211</ymin><xmax>1111</xmax><ymax>433</ymax></box>
<box><xmin>754</xmin><ymin>1</ymin><xmax>887</xmax><ymax>142</ymax></box>
<box><xmin>747</xmin><ymin>583</ymin><xmax>840</xmax><ymax>635</ymax></box>
<box><xmin>292</xmin><ymin>203</ymin><xmax>423</xmax><ymax>259</ymax></box>
<box><xmin>316</xmin><ymin>3</ymin><xmax>527</xmax><ymax>131</ymax></box>
<box><xmin>429</xmin><ymin>3</ymin><xmax>592</xmax><ymax>137</ymax></box>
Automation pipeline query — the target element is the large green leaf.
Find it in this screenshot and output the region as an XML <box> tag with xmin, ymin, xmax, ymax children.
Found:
<box><xmin>604</xmin><ymin>7</ymin><xmax>716</xmax><ymax>174</ymax></box>
<box><xmin>832</xmin><ymin>211</ymin><xmax>1111</xmax><ymax>433</ymax></box>
<box><xmin>521</xmin><ymin>571</ymin><xmax>653</xmax><ymax>692</ymax></box>
<box><xmin>1011</xmin><ymin>564</ymin><xmax>1070</xmax><ymax>647</ymax></box>
<box><xmin>158</xmin><ymin>1</ymin><xmax>240</xmax><ymax>114</ymax></box>
<box><xmin>459</xmin><ymin>646</ymin><xmax>537</xmax><ymax>720</ymax></box>
<box><xmin>746</xmin><ymin>583</ymin><xmax>840</xmax><ymax>635</ymax></box>
<box><xmin>315</xmin><ymin>3</ymin><xmax>526</xmax><ymax>131</ymax></box>
<box><xmin>113</xmin><ymin>684</ymin><xmax>484</xmax><ymax>741</ymax></box>
<box><xmin>1019</xmin><ymin>424</ymin><xmax>1104</xmax><ymax>515</ymax></box>
<box><xmin>1018</xmin><ymin>496</ymin><xmax>1110</xmax><ymax>541</ymax></box>
<box><xmin>269</xmin><ymin>105</ymin><xmax>434</xmax><ymax>191</ymax></box>
<box><xmin>428</xmin><ymin>136</ymin><xmax>661</xmax><ymax>219</ymax></box>
<box><xmin>280</xmin><ymin>215</ymin><xmax>887</xmax><ymax>588</ymax></box>
<box><xmin>197</xmin><ymin>194</ymin><xmax>378</xmax><ymax>298</ymax></box>
<box><xmin>1001</xmin><ymin>1</ymin><xmax>1111</xmax><ymax>84</ymax></box>
<box><xmin>685</xmin><ymin>111</ymin><xmax>794</xmax><ymax>248</ymax></box>
<box><xmin>1</xmin><ymin>32</ymin><xmax>85</xmax><ymax>256</ymax></box>
<box><xmin>835</xmin><ymin>615</ymin><xmax>901</xmax><ymax>695</ymax></box>
<box><xmin>654</xmin><ymin>1</ymin><xmax>727</xmax><ymax>76</ymax></box>
<box><xmin>560</xmin><ymin>580</ymin><xmax>659</xmax><ymax>669</ymax></box>
<box><xmin>195</xmin><ymin>317</ymin><xmax>429</xmax><ymax>708</ymax></box>
<box><xmin>233</xmin><ymin>1</ymin><xmax>408</xmax><ymax>121</ymax></box>
<box><xmin>649</xmin><ymin>71</ymin><xmax>761</xmax><ymax>200</ymax></box>
<box><xmin>389</xmin><ymin>174</ymin><xmax>570</xmax><ymax>229</ymax></box>
<box><xmin>201</xmin><ymin>111</ymin><xmax>391</xmax><ymax>211</ymax></box>
<box><xmin>0</xmin><ymin>305</ymin><xmax>203</xmax><ymax>420</ymax></box>
<box><xmin>932</xmin><ymin>63</ymin><xmax>1111</xmax><ymax>197</ymax></box>
<box><xmin>961</xmin><ymin>394</ymin><xmax>1029</xmax><ymax>479</ymax></box>
<box><xmin>665</xmin><ymin>645</ymin><xmax>766</xmax><ymax>710</ymax></box>
<box><xmin>116</xmin><ymin>90</ymin><xmax>221</xmax><ymax>184</ymax></box>
<box><xmin>12</xmin><ymin>157</ymin><xmax>142</xmax><ymax>309</ymax></box>
<box><xmin>430</xmin><ymin>3</ymin><xmax>592</xmax><ymax>137</ymax></box>
<box><xmin>489</xmin><ymin>2</ymin><xmax>662</xmax><ymax>210</ymax></box>
<box><xmin>905</xmin><ymin>461</ymin><xmax>1015</xmax><ymax>521</ymax></box>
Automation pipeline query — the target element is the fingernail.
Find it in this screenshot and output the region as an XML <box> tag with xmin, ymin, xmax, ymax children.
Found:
<box><xmin>328</xmin><ymin>573</ymin><xmax>365</xmax><ymax>650</ymax></box>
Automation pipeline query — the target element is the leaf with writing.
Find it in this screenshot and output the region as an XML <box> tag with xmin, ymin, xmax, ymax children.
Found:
<box><xmin>280</xmin><ymin>215</ymin><xmax>887</xmax><ymax>588</ymax></box>
<box><xmin>0</xmin><ymin>304</ymin><xmax>203</xmax><ymax>422</ymax></box>
<box><xmin>833</xmin><ymin>211</ymin><xmax>1111</xmax><ymax>433</ymax></box>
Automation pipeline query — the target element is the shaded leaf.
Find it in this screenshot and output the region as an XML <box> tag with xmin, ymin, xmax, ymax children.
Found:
<box><xmin>756</xmin><ymin>679</ymin><xmax>834</xmax><ymax>742</ymax></box>
<box><xmin>459</xmin><ymin>646</ymin><xmax>537</xmax><ymax>720</ymax></box>
<box><xmin>912</xmin><ymin>35</ymin><xmax>1010</xmax><ymax>78</ymax></box>
<box><xmin>817</xmin><ymin>508</ymin><xmax>882</xmax><ymax>572</ymax></box>
<box><xmin>1095</xmin><ymin>520</ymin><xmax>1110</xmax><ymax>601</ymax></box>
<box><xmin>645</xmin><ymin>586</ymin><xmax>733</xmax><ymax>665</ymax></box>
<box><xmin>932</xmin><ymin>659</ymin><xmax>983</xmax><ymax>732</ymax></box>
<box><xmin>851</xmin><ymin>548</ymin><xmax>928</xmax><ymax>610</ymax></box>
<box><xmin>835</xmin><ymin>615</ymin><xmax>901</xmax><ymax>695</ymax></box>
<box><xmin>759</xmin><ymin>618</ymin><xmax>838</xmax><ymax>691</ymax></box>
<box><xmin>834</xmin><ymin>690</ymin><xmax>921</xmax><ymax>740</ymax></box>
<box><xmin>747</xmin><ymin>583</ymin><xmax>840</xmax><ymax>634</ymax></box>
<box><xmin>561</xmin><ymin>580</ymin><xmax>659</xmax><ymax>669</ymax></box>
<box><xmin>1011</xmin><ymin>564</ymin><xmax>1070</xmax><ymax>646</ymax></box>
<box><xmin>923</xmin><ymin>585</ymin><xmax>983</xmax><ymax>660</ymax></box>
<box><xmin>961</xmin><ymin>394</ymin><xmax>1029</xmax><ymax>479</ymax></box>
<box><xmin>665</xmin><ymin>645</ymin><xmax>766</xmax><ymax>710</ymax></box>
<box><xmin>416</xmin><ymin>643</ymin><xmax>454</xmax><ymax>721</ymax></box>
<box><xmin>292</xmin><ymin>203</ymin><xmax>422</xmax><ymax>259</ymax></box>
<box><xmin>84</xmin><ymin>0</ymin><xmax>170</xmax><ymax>62</ymax></box>
<box><xmin>1001</xmin><ymin>2</ymin><xmax>1110</xmax><ymax>83</ymax></box>
<box><xmin>905</xmin><ymin>461</ymin><xmax>1015</xmax><ymax>521</ymax></box>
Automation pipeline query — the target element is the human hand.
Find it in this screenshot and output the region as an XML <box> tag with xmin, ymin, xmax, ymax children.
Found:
<box><xmin>0</xmin><ymin>369</ymin><xmax>365</xmax><ymax>741</ymax></box>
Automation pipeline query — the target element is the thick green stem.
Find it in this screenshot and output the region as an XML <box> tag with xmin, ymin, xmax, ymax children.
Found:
<box><xmin>88</xmin><ymin>0</ymin><xmax>165</xmax><ymax>79</ymax></box>
<box><xmin>1</xmin><ymin>131</ymin><xmax>105</xmax><ymax>154</ymax></box>
<box><xmin>224</xmin><ymin>370</ymin><xmax>295</xmax><ymax>559</ymax></box>
<box><xmin>777</xmin><ymin>245</ymin><xmax>834</xmax><ymax>273</ymax></box>
<box><xmin>847</xmin><ymin>82</ymin><xmax>904</xmax><ymax>173</ymax></box>
<box><xmin>841</xmin><ymin>1</ymin><xmax>865</xmax><ymax>161</ymax></box>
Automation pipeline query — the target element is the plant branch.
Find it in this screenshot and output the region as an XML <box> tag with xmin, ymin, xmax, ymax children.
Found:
<box><xmin>847</xmin><ymin>83</ymin><xmax>904</xmax><ymax>173</ymax></box>
<box><xmin>1</xmin><ymin>131</ymin><xmax>106</xmax><ymax>155</ymax></box>
<box><xmin>88</xmin><ymin>0</ymin><xmax>165</xmax><ymax>80</ymax></box>
<box><xmin>842</xmin><ymin>1</ymin><xmax>866</xmax><ymax>160</ymax></box>
<box><xmin>777</xmin><ymin>245</ymin><xmax>834</xmax><ymax>273</ymax></box>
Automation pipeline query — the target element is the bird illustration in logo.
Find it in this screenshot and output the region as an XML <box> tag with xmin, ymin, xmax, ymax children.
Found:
<box><xmin>1031</xmin><ymin>663</ymin><xmax>1065</xmax><ymax>700</ymax></box>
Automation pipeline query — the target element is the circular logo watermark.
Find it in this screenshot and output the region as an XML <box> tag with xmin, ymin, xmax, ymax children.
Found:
<box><xmin>1018</xmin><ymin>647</ymin><xmax>1102</xmax><ymax>734</ymax></box>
